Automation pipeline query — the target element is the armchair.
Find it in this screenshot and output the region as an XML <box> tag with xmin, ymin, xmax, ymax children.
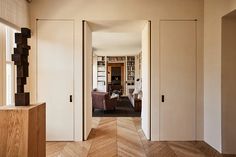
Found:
<box><xmin>91</xmin><ymin>91</ymin><xmax>117</xmax><ymax>111</ymax></box>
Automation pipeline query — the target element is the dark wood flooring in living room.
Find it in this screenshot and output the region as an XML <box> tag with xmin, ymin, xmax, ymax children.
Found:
<box><xmin>46</xmin><ymin>117</ymin><xmax>235</xmax><ymax>157</ymax></box>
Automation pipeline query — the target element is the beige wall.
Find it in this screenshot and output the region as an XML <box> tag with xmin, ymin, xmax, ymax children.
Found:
<box><xmin>204</xmin><ymin>0</ymin><xmax>236</xmax><ymax>152</ymax></box>
<box><xmin>222</xmin><ymin>14</ymin><xmax>236</xmax><ymax>154</ymax></box>
<box><xmin>29</xmin><ymin>0</ymin><xmax>204</xmax><ymax>141</ymax></box>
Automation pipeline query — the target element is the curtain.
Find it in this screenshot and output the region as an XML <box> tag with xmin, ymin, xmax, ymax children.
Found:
<box><xmin>0</xmin><ymin>0</ymin><xmax>29</xmax><ymax>29</ymax></box>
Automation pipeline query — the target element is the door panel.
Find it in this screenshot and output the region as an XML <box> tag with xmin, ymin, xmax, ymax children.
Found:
<box><xmin>141</xmin><ymin>21</ymin><xmax>151</xmax><ymax>140</ymax></box>
<box><xmin>160</xmin><ymin>21</ymin><xmax>196</xmax><ymax>141</ymax></box>
<box><xmin>83</xmin><ymin>21</ymin><xmax>92</xmax><ymax>140</ymax></box>
<box><xmin>37</xmin><ymin>20</ymin><xmax>74</xmax><ymax>141</ymax></box>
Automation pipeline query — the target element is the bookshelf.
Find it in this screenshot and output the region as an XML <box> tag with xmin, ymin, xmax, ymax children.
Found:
<box><xmin>94</xmin><ymin>55</ymin><xmax>138</xmax><ymax>94</ymax></box>
<box><xmin>107</xmin><ymin>56</ymin><xmax>126</xmax><ymax>63</ymax></box>
<box><xmin>139</xmin><ymin>52</ymin><xmax>142</xmax><ymax>78</ymax></box>
<box><xmin>97</xmin><ymin>56</ymin><xmax>106</xmax><ymax>91</ymax></box>
<box><xmin>126</xmin><ymin>56</ymin><xmax>135</xmax><ymax>95</ymax></box>
<box><xmin>127</xmin><ymin>56</ymin><xmax>135</xmax><ymax>84</ymax></box>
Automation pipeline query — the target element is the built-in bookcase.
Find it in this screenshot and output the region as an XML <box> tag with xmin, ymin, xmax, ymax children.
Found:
<box><xmin>94</xmin><ymin>55</ymin><xmax>139</xmax><ymax>95</ymax></box>
<box><xmin>126</xmin><ymin>56</ymin><xmax>135</xmax><ymax>95</ymax></box>
<box><xmin>127</xmin><ymin>56</ymin><xmax>135</xmax><ymax>84</ymax></box>
<box><xmin>139</xmin><ymin>52</ymin><xmax>142</xmax><ymax>78</ymax></box>
<box><xmin>97</xmin><ymin>56</ymin><xmax>106</xmax><ymax>91</ymax></box>
<box><xmin>107</xmin><ymin>56</ymin><xmax>126</xmax><ymax>63</ymax></box>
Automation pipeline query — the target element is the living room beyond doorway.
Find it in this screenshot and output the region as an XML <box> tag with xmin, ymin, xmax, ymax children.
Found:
<box><xmin>89</xmin><ymin>21</ymin><xmax>146</xmax><ymax>117</ymax></box>
<box><xmin>83</xmin><ymin>20</ymin><xmax>151</xmax><ymax>140</ymax></box>
<box><xmin>92</xmin><ymin>55</ymin><xmax>142</xmax><ymax>117</ymax></box>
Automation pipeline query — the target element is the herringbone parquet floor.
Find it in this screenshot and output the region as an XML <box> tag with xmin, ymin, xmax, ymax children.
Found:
<box><xmin>46</xmin><ymin>117</ymin><xmax>235</xmax><ymax>157</ymax></box>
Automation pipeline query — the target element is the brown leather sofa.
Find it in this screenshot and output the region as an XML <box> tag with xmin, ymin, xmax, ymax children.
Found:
<box><xmin>91</xmin><ymin>91</ymin><xmax>117</xmax><ymax>111</ymax></box>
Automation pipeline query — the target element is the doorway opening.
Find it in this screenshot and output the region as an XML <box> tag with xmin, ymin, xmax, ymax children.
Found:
<box><xmin>221</xmin><ymin>10</ymin><xmax>236</xmax><ymax>155</ymax></box>
<box><xmin>108</xmin><ymin>63</ymin><xmax>125</xmax><ymax>96</ymax></box>
<box><xmin>83</xmin><ymin>20</ymin><xmax>151</xmax><ymax>140</ymax></box>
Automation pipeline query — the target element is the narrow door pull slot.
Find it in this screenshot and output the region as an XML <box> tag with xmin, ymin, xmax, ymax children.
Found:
<box><xmin>70</xmin><ymin>95</ymin><xmax>73</xmax><ymax>102</ymax></box>
<box><xmin>161</xmin><ymin>95</ymin><xmax>165</xmax><ymax>102</ymax></box>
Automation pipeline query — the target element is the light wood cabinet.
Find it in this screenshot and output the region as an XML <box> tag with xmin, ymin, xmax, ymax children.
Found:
<box><xmin>0</xmin><ymin>103</ymin><xmax>46</xmax><ymax>157</ymax></box>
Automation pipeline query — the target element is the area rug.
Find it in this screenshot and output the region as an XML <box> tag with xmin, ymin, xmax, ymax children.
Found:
<box><xmin>92</xmin><ymin>96</ymin><xmax>141</xmax><ymax>117</ymax></box>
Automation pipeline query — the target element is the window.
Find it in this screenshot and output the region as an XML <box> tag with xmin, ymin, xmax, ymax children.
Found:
<box><xmin>0</xmin><ymin>23</ymin><xmax>17</xmax><ymax>106</ymax></box>
<box><xmin>5</xmin><ymin>26</ymin><xmax>17</xmax><ymax>106</ymax></box>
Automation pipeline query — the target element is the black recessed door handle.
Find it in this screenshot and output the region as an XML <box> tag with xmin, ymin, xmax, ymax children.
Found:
<box><xmin>161</xmin><ymin>95</ymin><xmax>165</xmax><ymax>102</ymax></box>
<box><xmin>70</xmin><ymin>95</ymin><xmax>73</xmax><ymax>102</ymax></box>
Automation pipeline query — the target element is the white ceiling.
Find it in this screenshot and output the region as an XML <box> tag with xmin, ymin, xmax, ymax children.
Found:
<box><xmin>88</xmin><ymin>20</ymin><xmax>147</xmax><ymax>32</ymax></box>
<box><xmin>88</xmin><ymin>20</ymin><xmax>147</xmax><ymax>56</ymax></box>
<box><xmin>92</xmin><ymin>32</ymin><xmax>141</xmax><ymax>56</ymax></box>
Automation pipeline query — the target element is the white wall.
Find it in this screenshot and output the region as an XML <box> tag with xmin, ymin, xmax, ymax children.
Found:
<box><xmin>29</xmin><ymin>0</ymin><xmax>204</xmax><ymax>141</ymax></box>
<box><xmin>204</xmin><ymin>0</ymin><xmax>236</xmax><ymax>152</ymax></box>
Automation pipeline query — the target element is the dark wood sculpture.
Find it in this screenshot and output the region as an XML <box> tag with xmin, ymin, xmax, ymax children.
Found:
<box><xmin>12</xmin><ymin>28</ymin><xmax>31</xmax><ymax>106</ymax></box>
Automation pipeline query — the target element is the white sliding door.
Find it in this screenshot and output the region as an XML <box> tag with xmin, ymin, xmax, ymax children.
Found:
<box><xmin>37</xmin><ymin>20</ymin><xmax>74</xmax><ymax>141</ymax></box>
<box><xmin>160</xmin><ymin>20</ymin><xmax>197</xmax><ymax>141</ymax></box>
<box><xmin>83</xmin><ymin>21</ymin><xmax>93</xmax><ymax>140</ymax></box>
<box><xmin>141</xmin><ymin>21</ymin><xmax>151</xmax><ymax>140</ymax></box>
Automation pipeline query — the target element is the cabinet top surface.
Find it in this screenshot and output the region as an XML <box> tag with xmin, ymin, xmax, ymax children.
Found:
<box><xmin>0</xmin><ymin>103</ymin><xmax>45</xmax><ymax>111</ymax></box>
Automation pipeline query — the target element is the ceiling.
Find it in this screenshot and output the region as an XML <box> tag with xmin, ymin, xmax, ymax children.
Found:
<box><xmin>88</xmin><ymin>20</ymin><xmax>147</xmax><ymax>56</ymax></box>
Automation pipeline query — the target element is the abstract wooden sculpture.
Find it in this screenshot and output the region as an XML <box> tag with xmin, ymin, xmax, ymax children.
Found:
<box><xmin>12</xmin><ymin>28</ymin><xmax>31</xmax><ymax>106</ymax></box>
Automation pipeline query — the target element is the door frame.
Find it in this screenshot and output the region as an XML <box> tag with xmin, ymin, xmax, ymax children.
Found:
<box><xmin>82</xmin><ymin>20</ymin><xmax>152</xmax><ymax>141</ymax></box>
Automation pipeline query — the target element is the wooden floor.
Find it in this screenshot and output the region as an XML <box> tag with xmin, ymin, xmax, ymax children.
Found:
<box><xmin>46</xmin><ymin>117</ymin><xmax>235</xmax><ymax>157</ymax></box>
